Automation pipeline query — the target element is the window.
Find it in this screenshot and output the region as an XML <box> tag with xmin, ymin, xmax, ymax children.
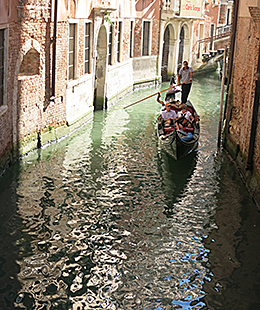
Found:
<box><xmin>129</xmin><ymin>21</ymin><xmax>134</xmax><ymax>58</ymax></box>
<box><xmin>142</xmin><ymin>21</ymin><xmax>150</xmax><ymax>56</ymax></box>
<box><xmin>68</xmin><ymin>23</ymin><xmax>76</xmax><ymax>80</ymax></box>
<box><xmin>209</xmin><ymin>24</ymin><xmax>214</xmax><ymax>50</ymax></box>
<box><xmin>84</xmin><ymin>22</ymin><xmax>91</xmax><ymax>74</ymax></box>
<box><xmin>0</xmin><ymin>29</ymin><xmax>6</xmax><ymax>107</ymax></box>
<box><xmin>117</xmin><ymin>21</ymin><xmax>122</xmax><ymax>62</ymax></box>
<box><xmin>227</xmin><ymin>8</ymin><xmax>230</xmax><ymax>25</ymax></box>
<box><xmin>108</xmin><ymin>24</ymin><xmax>113</xmax><ymax>65</ymax></box>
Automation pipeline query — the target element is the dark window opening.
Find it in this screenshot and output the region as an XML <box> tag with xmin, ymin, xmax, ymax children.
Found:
<box><xmin>142</xmin><ymin>21</ymin><xmax>150</xmax><ymax>56</ymax></box>
<box><xmin>117</xmin><ymin>21</ymin><xmax>122</xmax><ymax>62</ymax></box>
<box><xmin>227</xmin><ymin>8</ymin><xmax>230</xmax><ymax>25</ymax></box>
<box><xmin>130</xmin><ymin>21</ymin><xmax>134</xmax><ymax>58</ymax></box>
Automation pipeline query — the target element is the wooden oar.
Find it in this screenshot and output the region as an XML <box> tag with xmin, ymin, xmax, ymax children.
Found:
<box><xmin>123</xmin><ymin>81</ymin><xmax>186</xmax><ymax>109</ymax></box>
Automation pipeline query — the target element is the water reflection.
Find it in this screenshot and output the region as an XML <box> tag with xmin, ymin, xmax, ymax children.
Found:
<box><xmin>0</xmin><ymin>73</ymin><xmax>260</xmax><ymax>309</ymax></box>
<box><xmin>0</xmin><ymin>166</ymin><xmax>22</xmax><ymax>308</ymax></box>
<box><xmin>157</xmin><ymin>150</ymin><xmax>198</xmax><ymax>211</ymax></box>
<box><xmin>202</xmin><ymin>155</ymin><xmax>260</xmax><ymax>310</ymax></box>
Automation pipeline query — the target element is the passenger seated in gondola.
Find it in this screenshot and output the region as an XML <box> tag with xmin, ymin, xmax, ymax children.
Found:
<box><xmin>157</xmin><ymin>86</ymin><xmax>182</xmax><ymax>111</ymax></box>
<box><xmin>160</xmin><ymin>102</ymin><xmax>177</xmax><ymax>127</ymax></box>
<box><xmin>175</xmin><ymin>104</ymin><xmax>195</xmax><ymax>131</ymax></box>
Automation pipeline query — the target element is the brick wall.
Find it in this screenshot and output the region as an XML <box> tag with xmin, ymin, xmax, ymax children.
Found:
<box><xmin>224</xmin><ymin>14</ymin><xmax>260</xmax><ymax>204</ymax></box>
<box><xmin>16</xmin><ymin>19</ymin><xmax>66</xmax><ymax>138</ymax></box>
<box><xmin>134</xmin><ymin>19</ymin><xmax>142</xmax><ymax>57</ymax></box>
<box><xmin>219</xmin><ymin>4</ymin><xmax>227</xmax><ymax>24</ymax></box>
<box><xmin>151</xmin><ymin>19</ymin><xmax>159</xmax><ymax>55</ymax></box>
<box><xmin>122</xmin><ymin>19</ymin><xmax>130</xmax><ymax>62</ymax></box>
<box><xmin>43</xmin><ymin>20</ymin><xmax>67</xmax><ymax>127</ymax></box>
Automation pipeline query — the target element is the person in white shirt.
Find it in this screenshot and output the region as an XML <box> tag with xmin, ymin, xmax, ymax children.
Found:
<box><xmin>175</xmin><ymin>104</ymin><xmax>194</xmax><ymax>131</ymax></box>
<box><xmin>178</xmin><ymin>61</ymin><xmax>193</xmax><ymax>103</ymax></box>
<box><xmin>161</xmin><ymin>103</ymin><xmax>177</xmax><ymax>127</ymax></box>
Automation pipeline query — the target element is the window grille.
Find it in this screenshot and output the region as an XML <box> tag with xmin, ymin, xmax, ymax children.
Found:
<box><xmin>108</xmin><ymin>24</ymin><xmax>113</xmax><ymax>65</ymax></box>
<box><xmin>84</xmin><ymin>23</ymin><xmax>91</xmax><ymax>74</ymax></box>
<box><xmin>69</xmin><ymin>24</ymin><xmax>76</xmax><ymax>80</ymax></box>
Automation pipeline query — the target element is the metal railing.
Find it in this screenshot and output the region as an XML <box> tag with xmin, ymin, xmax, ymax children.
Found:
<box><xmin>193</xmin><ymin>30</ymin><xmax>231</xmax><ymax>59</ymax></box>
<box><xmin>217</xmin><ymin>25</ymin><xmax>231</xmax><ymax>35</ymax></box>
<box><xmin>162</xmin><ymin>0</ymin><xmax>180</xmax><ymax>13</ymax></box>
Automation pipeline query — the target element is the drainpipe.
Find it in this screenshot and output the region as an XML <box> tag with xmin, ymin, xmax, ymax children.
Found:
<box><xmin>51</xmin><ymin>0</ymin><xmax>58</xmax><ymax>98</ymax></box>
<box><xmin>247</xmin><ymin>41</ymin><xmax>260</xmax><ymax>170</ymax></box>
<box><xmin>158</xmin><ymin>0</ymin><xmax>162</xmax><ymax>79</ymax></box>
<box><xmin>223</xmin><ymin>0</ymin><xmax>239</xmax><ymax>119</ymax></box>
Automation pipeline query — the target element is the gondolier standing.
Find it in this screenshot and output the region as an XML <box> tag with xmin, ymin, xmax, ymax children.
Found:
<box><xmin>178</xmin><ymin>61</ymin><xmax>193</xmax><ymax>104</ymax></box>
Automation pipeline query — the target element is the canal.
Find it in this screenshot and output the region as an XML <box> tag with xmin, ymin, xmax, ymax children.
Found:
<box><xmin>0</xmin><ymin>72</ymin><xmax>260</xmax><ymax>310</ymax></box>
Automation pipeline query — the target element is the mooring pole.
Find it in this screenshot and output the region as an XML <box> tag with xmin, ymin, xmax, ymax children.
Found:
<box><xmin>217</xmin><ymin>45</ymin><xmax>227</xmax><ymax>148</ymax></box>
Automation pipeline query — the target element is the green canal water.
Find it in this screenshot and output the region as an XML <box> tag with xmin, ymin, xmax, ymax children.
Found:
<box><xmin>0</xmin><ymin>72</ymin><xmax>260</xmax><ymax>309</ymax></box>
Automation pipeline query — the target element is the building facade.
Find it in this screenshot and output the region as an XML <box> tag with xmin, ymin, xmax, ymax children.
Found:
<box><xmin>159</xmin><ymin>0</ymin><xmax>232</xmax><ymax>81</ymax></box>
<box><xmin>0</xmin><ymin>0</ymin><xmax>232</xmax><ymax>176</ymax></box>
<box><xmin>0</xmin><ymin>0</ymin><xmax>161</xmax><ymax>175</ymax></box>
<box><xmin>223</xmin><ymin>0</ymin><xmax>260</xmax><ymax>206</ymax></box>
<box><xmin>159</xmin><ymin>0</ymin><xmax>207</xmax><ymax>81</ymax></box>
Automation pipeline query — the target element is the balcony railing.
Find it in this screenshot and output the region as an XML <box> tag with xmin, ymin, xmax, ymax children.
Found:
<box><xmin>162</xmin><ymin>0</ymin><xmax>180</xmax><ymax>15</ymax></box>
<box><xmin>162</xmin><ymin>0</ymin><xmax>173</xmax><ymax>10</ymax></box>
<box><xmin>217</xmin><ymin>25</ymin><xmax>231</xmax><ymax>35</ymax></box>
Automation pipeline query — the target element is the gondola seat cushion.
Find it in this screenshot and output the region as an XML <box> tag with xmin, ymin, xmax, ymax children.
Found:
<box><xmin>164</xmin><ymin>127</ymin><xmax>175</xmax><ymax>134</ymax></box>
<box><xmin>183</xmin><ymin>127</ymin><xmax>194</xmax><ymax>133</ymax></box>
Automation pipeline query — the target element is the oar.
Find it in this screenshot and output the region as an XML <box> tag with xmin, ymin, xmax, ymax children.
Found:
<box><xmin>123</xmin><ymin>81</ymin><xmax>186</xmax><ymax>109</ymax></box>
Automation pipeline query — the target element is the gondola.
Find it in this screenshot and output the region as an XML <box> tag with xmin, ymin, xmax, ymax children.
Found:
<box><xmin>157</xmin><ymin>88</ymin><xmax>200</xmax><ymax>160</ymax></box>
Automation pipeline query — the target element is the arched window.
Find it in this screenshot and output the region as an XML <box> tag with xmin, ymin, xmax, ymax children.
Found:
<box><xmin>19</xmin><ymin>48</ymin><xmax>40</xmax><ymax>76</ymax></box>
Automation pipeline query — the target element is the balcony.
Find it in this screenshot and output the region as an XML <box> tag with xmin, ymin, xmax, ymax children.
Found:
<box><xmin>93</xmin><ymin>0</ymin><xmax>117</xmax><ymax>16</ymax></box>
<box><xmin>217</xmin><ymin>24</ymin><xmax>231</xmax><ymax>35</ymax></box>
<box><xmin>161</xmin><ymin>0</ymin><xmax>180</xmax><ymax>20</ymax></box>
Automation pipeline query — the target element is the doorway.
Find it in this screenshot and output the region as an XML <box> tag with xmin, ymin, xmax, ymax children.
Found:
<box><xmin>161</xmin><ymin>26</ymin><xmax>170</xmax><ymax>82</ymax></box>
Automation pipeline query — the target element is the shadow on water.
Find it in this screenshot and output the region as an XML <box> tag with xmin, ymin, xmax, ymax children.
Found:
<box><xmin>0</xmin><ymin>163</ymin><xmax>22</xmax><ymax>308</ymax></box>
<box><xmin>157</xmin><ymin>150</ymin><xmax>198</xmax><ymax>212</ymax></box>
<box><xmin>201</xmin><ymin>153</ymin><xmax>260</xmax><ymax>310</ymax></box>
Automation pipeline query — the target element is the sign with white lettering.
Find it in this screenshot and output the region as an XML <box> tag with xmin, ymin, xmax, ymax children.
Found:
<box><xmin>180</xmin><ymin>0</ymin><xmax>203</xmax><ymax>18</ymax></box>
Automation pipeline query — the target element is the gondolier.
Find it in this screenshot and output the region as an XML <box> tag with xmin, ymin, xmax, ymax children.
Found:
<box><xmin>178</xmin><ymin>61</ymin><xmax>193</xmax><ymax>104</ymax></box>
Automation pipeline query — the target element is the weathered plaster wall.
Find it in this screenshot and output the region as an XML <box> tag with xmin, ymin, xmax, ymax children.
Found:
<box><xmin>132</xmin><ymin>56</ymin><xmax>159</xmax><ymax>84</ymax></box>
<box><xmin>106</xmin><ymin>60</ymin><xmax>133</xmax><ymax>103</ymax></box>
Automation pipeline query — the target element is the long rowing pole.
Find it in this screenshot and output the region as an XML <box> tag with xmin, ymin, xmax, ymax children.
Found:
<box><xmin>123</xmin><ymin>81</ymin><xmax>186</xmax><ymax>109</ymax></box>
